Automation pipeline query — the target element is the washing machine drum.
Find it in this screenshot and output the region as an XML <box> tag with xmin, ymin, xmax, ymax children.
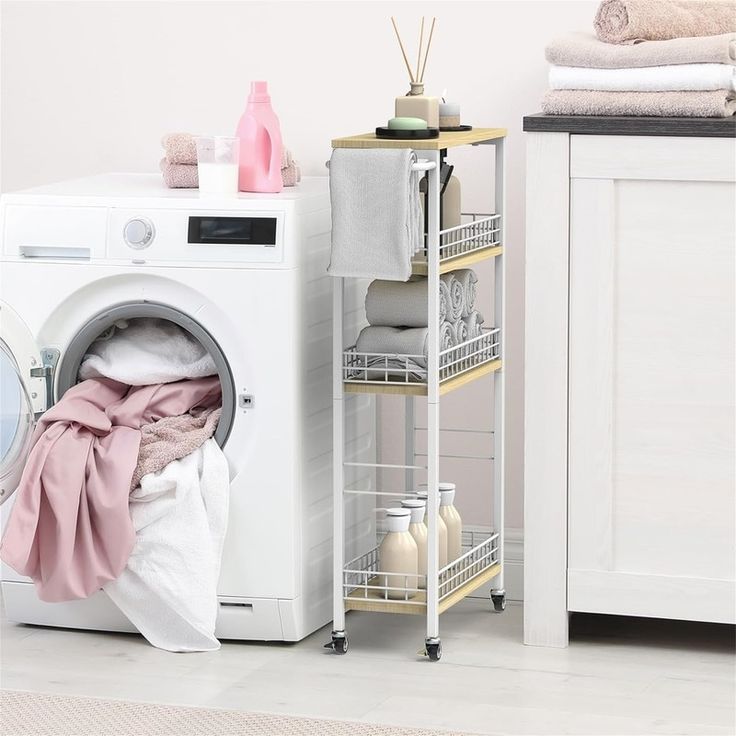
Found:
<box><xmin>1</xmin><ymin>301</ymin><xmax>235</xmax><ymax>505</ymax></box>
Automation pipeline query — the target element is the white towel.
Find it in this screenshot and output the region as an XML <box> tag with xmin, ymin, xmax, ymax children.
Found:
<box><xmin>78</xmin><ymin>318</ymin><xmax>217</xmax><ymax>385</ymax></box>
<box><xmin>365</xmin><ymin>277</ymin><xmax>452</xmax><ymax>328</ymax></box>
<box><xmin>355</xmin><ymin>322</ymin><xmax>456</xmax><ymax>369</ymax></box>
<box><xmin>327</xmin><ymin>149</ymin><xmax>423</xmax><ymax>282</ymax></box>
<box><xmin>549</xmin><ymin>63</ymin><xmax>736</xmax><ymax>92</ymax></box>
<box><xmin>453</xmin><ymin>319</ymin><xmax>468</xmax><ymax>346</ymax></box>
<box><xmin>452</xmin><ymin>269</ymin><xmax>478</xmax><ymax>318</ymax></box>
<box><xmin>462</xmin><ymin>311</ymin><xmax>485</xmax><ymax>340</ymax></box>
<box><xmin>103</xmin><ymin>439</ymin><xmax>229</xmax><ymax>652</ymax></box>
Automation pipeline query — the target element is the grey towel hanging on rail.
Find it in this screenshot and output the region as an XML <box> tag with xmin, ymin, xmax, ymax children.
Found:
<box><xmin>327</xmin><ymin>148</ymin><xmax>423</xmax><ymax>281</ymax></box>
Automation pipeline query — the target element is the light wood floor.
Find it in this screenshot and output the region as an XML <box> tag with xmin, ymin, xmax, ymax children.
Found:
<box><xmin>1</xmin><ymin>600</ymin><xmax>733</xmax><ymax>735</ymax></box>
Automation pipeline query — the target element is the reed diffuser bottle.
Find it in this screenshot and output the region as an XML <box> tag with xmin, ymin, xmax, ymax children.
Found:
<box><xmin>392</xmin><ymin>16</ymin><xmax>439</xmax><ymax>128</ymax></box>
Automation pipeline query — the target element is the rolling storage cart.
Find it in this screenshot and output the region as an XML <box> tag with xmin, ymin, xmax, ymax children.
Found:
<box><xmin>327</xmin><ymin>128</ymin><xmax>507</xmax><ymax>660</ymax></box>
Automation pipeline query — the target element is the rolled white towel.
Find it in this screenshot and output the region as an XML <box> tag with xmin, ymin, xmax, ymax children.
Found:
<box><xmin>462</xmin><ymin>310</ymin><xmax>485</xmax><ymax>340</ymax></box>
<box><xmin>366</xmin><ymin>278</ymin><xmax>449</xmax><ymax>328</ymax></box>
<box><xmin>453</xmin><ymin>318</ymin><xmax>468</xmax><ymax>346</ymax></box>
<box><xmin>446</xmin><ymin>275</ymin><xmax>464</xmax><ymax>321</ymax></box>
<box><xmin>452</xmin><ymin>269</ymin><xmax>478</xmax><ymax>318</ymax></box>
<box><xmin>440</xmin><ymin>321</ymin><xmax>455</xmax><ymax>352</ymax></box>
<box><xmin>438</xmin><ymin>276</ymin><xmax>452</xmax><ymax>324</ymax></box>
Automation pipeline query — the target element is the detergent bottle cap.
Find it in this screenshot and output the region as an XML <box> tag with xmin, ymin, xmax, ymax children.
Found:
<box><xmin>248</xmin><ymin>81</ymin><xmax>271</xmax><ymax>103</ymax></box>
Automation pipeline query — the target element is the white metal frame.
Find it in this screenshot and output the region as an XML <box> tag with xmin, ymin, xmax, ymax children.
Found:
<box><xmin>330</xmin><ymin>136</ymin><xmax>506</xmax><ymax>657</ymax></box>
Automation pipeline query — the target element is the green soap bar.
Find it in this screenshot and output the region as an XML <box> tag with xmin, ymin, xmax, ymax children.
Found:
<box><xmin>387</xmin><ymin>117</ymin><xmax>428</xmax><ymax>130</ymax></box>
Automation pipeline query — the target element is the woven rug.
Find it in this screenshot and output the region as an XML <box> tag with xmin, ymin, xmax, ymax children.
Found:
<box><xmin>1</xmin><ymin>690</ymin><xmax>470</xmax><ymax>736</ymax></box>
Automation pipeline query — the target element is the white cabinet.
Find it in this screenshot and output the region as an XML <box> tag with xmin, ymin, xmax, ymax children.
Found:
<box><xmin>524</xmin><ymin>127</ymin><xmax>736</xmax><ymax>647</ymax></box>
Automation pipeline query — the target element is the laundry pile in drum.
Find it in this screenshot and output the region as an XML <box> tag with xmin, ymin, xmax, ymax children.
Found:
<box><xmin>0</xmin><ymin>319</ymin><xmax>230</xmax><ymax>653</ymax></box>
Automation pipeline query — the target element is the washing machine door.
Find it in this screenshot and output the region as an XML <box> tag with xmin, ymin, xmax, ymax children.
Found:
<box><xmin>0</xmin><ymin>301</ymin><xmax>47</xmax><ymax>505</ymax></box>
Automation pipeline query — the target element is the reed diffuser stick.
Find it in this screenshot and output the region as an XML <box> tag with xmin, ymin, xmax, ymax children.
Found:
<box><xmin>391</xmin><ymin>16</ymin><xmax>415</xmax><ymax>84</ymax></box>
<box><xmin>415</xmin><ymin>16</ymin><xmax>425</xmax><ymax>82</ymax></box>
<box><xmin>419</xmin><ymin>16</ymin><xmax>436</xmax><ymax>83</ymax></box>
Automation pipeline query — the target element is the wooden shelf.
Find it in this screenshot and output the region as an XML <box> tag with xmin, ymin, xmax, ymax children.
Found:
<box><xmin>345</xmin><ymin>563</ymin><xmax>502</xmax><ymax>615</ymax></box>
<box><xmin>332</xmin><ymin>128</ymin><xmax>507</xmax><ymax>150</ymax></box>
<box><xmin>343</xmin><ymin>359</ymin><xmax>502</xmax><ymax>397</ymax></box>
<box><xmin>411</xmin><ymin>245</ymin><xmax>504</xmax><ymax>276</ymax></box>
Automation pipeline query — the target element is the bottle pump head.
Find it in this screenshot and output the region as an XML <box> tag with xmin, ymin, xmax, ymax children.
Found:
<box><xmin>248</xmin><ymin>81</ymin><xmax>271</xmax><ymax>103</ymax></box>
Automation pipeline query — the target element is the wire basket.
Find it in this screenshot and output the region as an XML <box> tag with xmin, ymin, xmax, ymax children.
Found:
<box><xmin>343</xmin><ymin>327</ymin><xmax>500</xmax><ymax>387</ymax></box>
<box><xmin>343</xmin><ymin>529</ymin><xmax>500</xmax><ymax>607</ymax></box>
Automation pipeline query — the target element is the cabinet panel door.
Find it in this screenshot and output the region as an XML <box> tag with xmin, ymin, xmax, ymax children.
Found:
<box><xmin>568</xmin><ymin>136</ymin><xmax>735</xmax><ymax>623</ymax></box>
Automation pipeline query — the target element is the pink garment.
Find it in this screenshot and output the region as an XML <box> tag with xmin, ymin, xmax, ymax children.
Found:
<box><xmin>0</xmin><ymin>376</ymin><xmax>221</xmax><ymax>602</ymax></box>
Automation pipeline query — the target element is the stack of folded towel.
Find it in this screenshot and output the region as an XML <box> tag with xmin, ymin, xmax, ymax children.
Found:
<box><xmin>355</xmin><ymin>270</ymin><xmax>484</xmax><ymax>370</ymax></box>
<box><xmin>543</xmin><ymin>0</ymin><xmax>736</xmax><ymax>117</ymax></box>
<box><xmin>160</xmin><ymin>132</ymin><xmax>301</xmax><ymax>188</ymax></box>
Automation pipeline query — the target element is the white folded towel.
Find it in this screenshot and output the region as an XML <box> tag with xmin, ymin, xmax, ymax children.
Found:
<box><xmin>79</xmin><ymin>318</ymin><xmax>217</xmax><ymax>385</ymax></box>
<box><xmin>327</xmin><ymin>148</ymin><xmax>423</xmax><ymax>281</ymax></box>
<box><xmin>549</xmin><ymin>63</ymin><xmax>736</xmax><ymax>92</ymax></box>
<box><xmin>103</xmin><ymin>439</ymin><xmax>229</xmax><ymax>652</ymax></box>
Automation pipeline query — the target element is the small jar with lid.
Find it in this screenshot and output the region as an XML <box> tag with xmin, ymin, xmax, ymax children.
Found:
<box><xmin>378</xmin><ymin>508</ymin><xmax>419</xmax><ymax>600</ymax></box>
<box><xmin>401</xmin><ymin>498</ymin><xmax>428</xmax><ymax>589</ymax></box>
<box><xmin>415</xmin><ymin>488</ymin><xmax>448</xmax><ymax>569</ymax></box>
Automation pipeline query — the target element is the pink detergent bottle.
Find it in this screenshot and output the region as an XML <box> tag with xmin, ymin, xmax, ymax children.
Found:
<box><xmin>236</xmin><ymin>81</ymin><xmax>283</xmax><ymax>193</ymax></box>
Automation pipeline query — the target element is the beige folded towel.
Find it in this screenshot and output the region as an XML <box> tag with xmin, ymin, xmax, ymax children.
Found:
<box><xmin>595</xmin><ymin>0</ymin><xmax>736</xmax><ymax>44</ymax></box>
<box><xmin>542</xmin><ymin>89</ymin><xmax>736</xmax><ymax>117</ymax></box>
<box><xmin>162</xmin><ymin>132</ymin><xmax>198</xmax><ymax>165</ymax></box>
<box><xmin>546</xmin><ymin>31</ymin><xmax>736</xmax><ymax>68</ymax></box>
<box><xmin>160</xmin><ymin>158</ymin><xmax>198</xmax><ymax>188</ymax></box>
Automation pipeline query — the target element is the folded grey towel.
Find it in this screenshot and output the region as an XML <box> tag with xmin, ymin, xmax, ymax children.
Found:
<box><xmin>545</xmin><ymin>31</ymin><xmax>736</xmax><ymax>69</ymax></box>
<box><xmin>328</xmin><ymin>149</ymin><xmax>423</xmax><ymax>281</ymax></box>
<box><xmin>365</xmin><ymin>278</ymin><xmax>453</xmax><ymax>328</ymax></box>
<box><xmin>462</xmin><ymin>311</ymin><xmax>485</xmax><ymax>340</ymax></box>
<box><xmin>453</xmin><ymin>269</ymin><xmax>478</xmax><ymax>318</ymax></box>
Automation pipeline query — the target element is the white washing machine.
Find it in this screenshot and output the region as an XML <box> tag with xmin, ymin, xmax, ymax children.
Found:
<box><xmin>0</xmin><ymin>173</ymin><xmax>374</xmax><ymax>642</ymax></box>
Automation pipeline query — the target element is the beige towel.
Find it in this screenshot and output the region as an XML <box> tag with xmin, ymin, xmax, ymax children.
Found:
<box><xmin>162</xmin><ymin>132</ymin><xmax>198</xmax><ymax>165</ymax></box>
<box><xmin>542</xmin><ymin>89</ymin><xmax>736</xmax><ymax>117</ymax></box>
<box><xmin>131</xmin><ymin>406</ymin><xmax>222</xmax><ymax>490</ymax></box>
<box><xmin>595</xmin><ymin>0</ymin><xmax>736</xmax><ymax>44</ymax></box>
<box><xmin>546</xmin><ymin>31</ymin><xmax>736</xmax><ymax>68</ymax></box>
<box><xmin>160</xmin><ymin>158</ymin><xmax>198</xmax><ymax>188</ymax></box>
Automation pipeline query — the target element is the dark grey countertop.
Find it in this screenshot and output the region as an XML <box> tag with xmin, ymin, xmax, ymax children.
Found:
<box><xmin>523</xmin><ymin>113</ymin><xmax>736</xmax><ymax>138</ymax></box>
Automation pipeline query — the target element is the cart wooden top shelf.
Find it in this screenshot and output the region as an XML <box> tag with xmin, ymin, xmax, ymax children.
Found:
<box><xmin>331</xmin><ymin>127</ymin><xmax>507</xmax><ymax>150</ymax></box>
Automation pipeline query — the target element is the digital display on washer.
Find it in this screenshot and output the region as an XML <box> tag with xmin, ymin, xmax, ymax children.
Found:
<box><xmin>188</xmin><ymin>216</ymin><xmax>277</xmax><ymax>246</ymax></box>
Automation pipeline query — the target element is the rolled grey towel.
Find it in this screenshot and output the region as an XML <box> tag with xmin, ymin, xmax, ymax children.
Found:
<box><xmin>365</xmin><ymin>278</ymin><xmax>454</xmax><ymax>328</ymax></box>
<box><xmin>452</xmin><ymin>269</ymin><xmax>478</xmax><ymax>318</ymax></box>
<box><xmin>462</xmin><ymin>310</ymin><xmax>485</xmax><ymax>340</ymax></box>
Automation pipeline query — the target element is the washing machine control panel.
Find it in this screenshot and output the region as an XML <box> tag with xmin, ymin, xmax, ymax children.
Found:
<box><xmin>123</xmin><ymin>217</ymin><xmax>155</xmax><ymax>249</ymax></box>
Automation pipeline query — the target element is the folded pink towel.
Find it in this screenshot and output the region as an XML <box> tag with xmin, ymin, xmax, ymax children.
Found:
<box><xmin>131</xmin><ymin>405</ymin><xmax>222</xmax><ymax>489</ymax></box>
<box><xmin>546</xmin><ymin>31</ymin><xmax>736</xmax><ymax>68</ymax></box>
<box><xmin>542</xmin><ymin>89</ymin><xmax>736</xmax><ymax>117</ymax></box>
<box><xmin>162</xmin><ymin>132</ymin><xmax>197</xmax><ymax>165</ymax></box>
<box><xmin>0</xmin><ymin>376</ymin><xmax>222</xmax><ymax>602</ymax></box>
<box><xmin>160</xmin><ymin>158</ymin><xmax>198</xmax><ymax>188</ymax></box>
<box><xmin>282</xmin><ymin>162</ymin><xmax>301</xmax><ymax>187</ymax></box>
<box><xmin>595</xmin><ymin>0</ymin><xmax>736</xmax><ymax>44</ymax></box>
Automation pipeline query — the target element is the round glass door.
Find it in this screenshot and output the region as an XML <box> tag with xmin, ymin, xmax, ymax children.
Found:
<box><xmin>0</xmin><ymin>340</ymin><xmax>34</xmax><ymax>504</ymax></box>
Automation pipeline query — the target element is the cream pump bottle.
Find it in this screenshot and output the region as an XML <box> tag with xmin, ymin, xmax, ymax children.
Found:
<box><xmin>401</xmin><ymin>498</ymin><xmax>428</xmax><ymax>588</ymax></box>
<box><xmin>439</xmin><ymin>484</ymin><xmax>463</xmax><ymax>562</ymax></box>
<box><xmin>378</xmin><ymin>508</ymin><xmax>419</xmax><ymax>599</ymax></box>
<box><xmin>415</xmin><ymin>489</ymin><xmax>448</xmax><ymax>568</ymax></box>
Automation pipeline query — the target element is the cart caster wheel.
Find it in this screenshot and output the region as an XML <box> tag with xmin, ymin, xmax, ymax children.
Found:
<box><xmin>491</xmin><ymin>590</ymin><xmax>506</xmax><ymax>613</ymax></box>
<box><xmin>324</xmin><ymin>632</ymin><xmax>348</xmax><ymax>654</ymax></box>
<box><xmin>425</xmin><ymin>639</ymin><xmax>442</xmax><ymax>662</ymax></box>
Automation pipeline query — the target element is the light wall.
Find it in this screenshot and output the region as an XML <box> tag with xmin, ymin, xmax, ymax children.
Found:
<box><xmin>0</xmin><ymin>0</ymin><xmax>598</xmax><ymax>529</ymax></box>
